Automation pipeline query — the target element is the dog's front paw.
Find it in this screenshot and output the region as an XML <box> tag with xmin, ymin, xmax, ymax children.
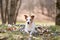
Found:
<box><xmin>30</xmin><ymin>35</ymin><xmax>32</xmax><ymax>37</ymax></box>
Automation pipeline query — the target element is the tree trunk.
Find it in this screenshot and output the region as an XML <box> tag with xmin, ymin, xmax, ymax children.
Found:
<box><xmin>14</xmin><ymin>0</ymin><xmax>22</xmax><ymax>24</ymax></box>
<box><xmin>56</xmin><ymin>0</ymin><xmax>60</xmax><ymax>25</ymax></box>
<box><xmin>56</xmin><ymin>14</ymin><xmax>60</xmax><ymax>25</ymax></box>
<box><xmin>8</xmin><ymin>0</ymin><xmax>12</xmax><ymax>24</ymax></box>
<box><xmin>8</xmin><ymin>0</ymin><xmax>21</xmax><ymax>24</ymax></box>
<box><xmin>5</xmin><ymin>0</ymin><xmax>8</xmax><ymax>22</ymax></box>
<box><xmin>0</xmin><ymin>0</ymin><xmax>21</xmax><ymax>24</ymax></box>
<box><xmin>1</xmin><ymin>0</ymin><xmax>6</xmax><ymax>24</ymax></box>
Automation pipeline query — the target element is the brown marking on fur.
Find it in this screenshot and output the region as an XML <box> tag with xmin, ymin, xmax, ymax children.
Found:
<box><xmin>31</xmin><ymin>15</ymin><xmax>34</xmax><ymax>23</ymax></box>
<box><xmin>24</xmin><ymin>15</ymin><xmax>28</xmax><ymax>19</ymax></box>
<box><xmin>31</xmin><ymin>15</ymin><xmax>34</xmax><ymax>19</ymax></box>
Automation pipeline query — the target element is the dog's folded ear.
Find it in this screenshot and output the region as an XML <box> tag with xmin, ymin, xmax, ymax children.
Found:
<box><xmin>24</xmin><ymin>15</ymin><xmax>28</xmax><ymax>19</ymax></box>
<box><xmin>31</xmin><ymin>15</ymin><xmax>34</xmax><ymax>19</ymax></box>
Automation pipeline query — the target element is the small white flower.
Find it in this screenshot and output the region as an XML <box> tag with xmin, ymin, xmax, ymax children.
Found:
<box><xmin>8</xmin><ymin>24</ymin><xmax>12</xmax><ymax>27</ymax></box>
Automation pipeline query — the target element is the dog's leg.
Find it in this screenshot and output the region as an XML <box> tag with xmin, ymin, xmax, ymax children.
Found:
<box><xmin>29</xmin><ymin>30</ymin><xmax>33</xmax><ymax>37</ymax></box>
<box><xmin>24</xmin><ymin>29</ymin><xmax>29</xmax><ymax>34</ymax></box>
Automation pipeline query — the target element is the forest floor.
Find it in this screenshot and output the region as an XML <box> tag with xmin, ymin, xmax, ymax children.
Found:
<box><xmin>0</xmin><ymin>22</ymin><xmax>60</xmax><ymax>40</ymax></box>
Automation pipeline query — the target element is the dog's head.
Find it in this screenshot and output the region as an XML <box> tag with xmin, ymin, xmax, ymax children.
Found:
<box><xmin>24</xmin><ymin>15</ymin><xmax>35</xmax><ymax>24</ymax></box>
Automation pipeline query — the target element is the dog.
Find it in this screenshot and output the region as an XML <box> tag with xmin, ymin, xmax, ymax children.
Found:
<box><xmin>24</xmin><ymin>15</ymin><xmax>37</xmax><ymax>37</ymax></box>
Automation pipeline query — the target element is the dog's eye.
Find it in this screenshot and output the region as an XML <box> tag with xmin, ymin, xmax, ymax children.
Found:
<box><xmin>30</xmin><ymin>19</ymin><xmax>31</xmax><ymax>21</ymax></box>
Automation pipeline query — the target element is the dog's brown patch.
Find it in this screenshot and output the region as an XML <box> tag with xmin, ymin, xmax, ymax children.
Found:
<box><xmin>24</xmin><ymin>15</ymin><xmax>28</xmax><ymax>19</ymax></box>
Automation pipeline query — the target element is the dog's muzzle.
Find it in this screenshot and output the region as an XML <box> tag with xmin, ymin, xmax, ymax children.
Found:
<box><xmin>27</xmin><ymin>22</ymin><xmax>29</xmax><ymax>24</ymax></box>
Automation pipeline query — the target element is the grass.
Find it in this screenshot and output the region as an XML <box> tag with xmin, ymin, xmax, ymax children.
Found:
<box><xmin>0</xmin><ymin>23</ymin><xmax>60</xmax><ymax>40</ymax></box>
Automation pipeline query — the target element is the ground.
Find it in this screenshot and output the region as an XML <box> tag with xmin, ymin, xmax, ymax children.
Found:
<box><xmin>0</xmin><ymin>23</ymin><xmax>60</xmax><ymax>40</ymax></box>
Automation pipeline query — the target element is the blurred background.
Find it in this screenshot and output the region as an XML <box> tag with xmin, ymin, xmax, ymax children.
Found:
<box><xmin>0</xmin><ymin>0</ymin><xmax>59</xmax><ymax>25</ymax></box>
<box><xmin>18</xmin><ymin>0</ymin><xmax>56</xmax><ymax>22</ymax></box>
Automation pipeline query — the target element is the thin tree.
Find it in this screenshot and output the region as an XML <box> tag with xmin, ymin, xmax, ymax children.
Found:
<box><xmin>14</xmin><ymin>0</ymin><xmax>22</xmax><ymax>24</ymax></box>
<box><xmin>1</xmin><ymin>0</ymin><xmax>6</xmax><ymax>24</ymax></box>
<box><xmin>8</xmin><ymin>0</ymin><xmax>22</xmax><ymax>24</ymax></box>
<box><xmin>0</xmin><ymin>0</ymin><xmax>21</xmax><ymax>24</ymax></box>
<box><xmin>56</xmin><ymin>0</ymin><xmax>60</xmax><ymax>25</ymax></box>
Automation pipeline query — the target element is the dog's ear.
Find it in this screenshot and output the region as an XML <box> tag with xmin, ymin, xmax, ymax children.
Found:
<box><xmin>24</xmin><ymin>15</ymin><xmax>28</xmax><ymax>19</ymax></box>
<box><xmin>31</xmin><ymin>15</ymin><xmax>34</xmax><ymax>19</ymax></box>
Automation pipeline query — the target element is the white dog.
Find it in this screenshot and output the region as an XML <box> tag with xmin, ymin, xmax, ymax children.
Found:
<box><xmin>24</xmin><ymin>15</ymin><xmax>37</xmax><ymax>37</ymax></box>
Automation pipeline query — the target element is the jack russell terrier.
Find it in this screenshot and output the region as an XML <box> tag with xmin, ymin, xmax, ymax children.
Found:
<box><xmin>24</xmin><ymin>15</ymin><xmax>37</xmax><ymax>37</ymax></box>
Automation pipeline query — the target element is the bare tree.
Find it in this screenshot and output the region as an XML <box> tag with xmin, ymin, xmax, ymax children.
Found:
<box><xmin>56</xmin><ymin>0</ymin><xmax>60</xmax><ymax>25</ymax></box>
<box><xmin>8</xmin><ymin>0</ymin><xmax>22</xmax><ymax>24</ymax></box>
<box><xmin>14</xmin><ymin>0</ymin><xmax>22</xmax><ymax>24</ymax></box>
<box><xmin>1</xmin><ymin>0</ymin><xmax>7</xmax><ymax>24</ymax></box>
<box><xmin>0</xmin><ymin>0</ymin><xmax>21</xmax><ymax>24</ymax></box>
<box><xmin>8</xmin><ymin>0</ymin><xmax>12</xmax><ymax>24</ymax></box>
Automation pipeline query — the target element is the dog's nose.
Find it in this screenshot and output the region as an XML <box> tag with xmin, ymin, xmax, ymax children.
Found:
<box><xmin>27</xmin><ymin>22</ymin><xmax>29</xmax><ymax>24</ymax></box>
